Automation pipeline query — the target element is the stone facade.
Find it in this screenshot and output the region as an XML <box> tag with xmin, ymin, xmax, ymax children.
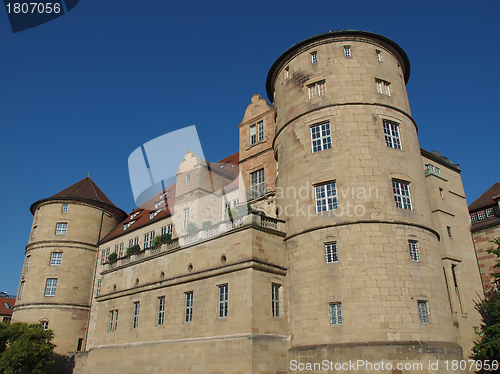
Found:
<box><xmin>12</xmin><ymin>31</ymin><xmax>485</xmax><ymax>373</ymax></box>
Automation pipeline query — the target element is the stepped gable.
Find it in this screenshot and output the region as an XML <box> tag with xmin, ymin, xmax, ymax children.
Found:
<box><xmin>469</xmin><ymin>182</ymin><xmax>500</xmax><ymax>211</ymax></box>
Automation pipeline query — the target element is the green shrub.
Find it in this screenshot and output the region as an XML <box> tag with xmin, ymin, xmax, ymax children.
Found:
<box><xmin>126</xmin><ymin>244</ymin><xmax>141</xmax><ymax>256</ymax></box>
<box><xmin>108</xmin><ymin>252</ymin><xmax>118</xmax><ymax>262</ymax></box>
<box><xmin>153</xmin><ymin>233</ymin><xmax>171</xmax><ymax>245</ymax></box>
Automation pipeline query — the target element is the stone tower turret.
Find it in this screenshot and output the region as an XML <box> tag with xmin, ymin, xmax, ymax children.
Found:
<box><xmin>13</xmin><ymin>177</ymin><xmax>126</xmax><ymax>354</ymax></box>
<box><xmin>267</xmin><ymin>30</ymin><xmax>467</xmax><ymax>364</ymax></box>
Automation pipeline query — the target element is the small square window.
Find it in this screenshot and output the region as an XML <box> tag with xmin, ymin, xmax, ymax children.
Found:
<box><xmin>41</xmin><ymin>321</ymin><xmax>49</xmax><ymax>330</ymax></box>
<box><xmin>62</xmin><ymin>204</ymin><xmax>69</xmax><ymax>213</ymax></box>
<box><xmin>55</xmin><ymin>223</ymin><xmax>67</xmax><ymax>235</ymax></box>
<box><xmin>325</xmin><ymin>242</ymin><xmax>338</xmax><ymax>263</ymax></box>
<box><xmin>376</xmin><ymin>79</ymin><xmax>391</xmax><ymax>96</ymax></box>
<box><xmin>50</xmin><ymin>252</ymin><xmax>62</xmax><ymax>266</ymax></box>
<box><xmin>344</xmin><ymin>46</ymin><xmax>351</xmax><ymax>58</ymax></box>
<box><xmin>418</xmin><ymin>301</ymin><xmax>429</xmax><ymax>324</ymax></box>
<box><xmin>310</xmin><ymin>122</ymin><xmax>332</xmax><ymax>153</ymax></box>
<box><xmin>315</xmin><ymin>182</ymin><xmax>338</xmax><ymax>213</ymax></box>
<box><xmin>44</xmin><ymin>278</ymin><xmax>57</xmax><ymax>297</ymax></box>
<box><xmin>329</xmin><ymin>303</ymin><xmax>342</xmax><ymax>326</ymax></box>
<box><xmin>477</xmin><ymin>210</ymin><xmax>486</xmax><ymax>220</ymax></box>
<box><xmin>383</xmin><ymin>121</ymin><xmax>401</xmax><ymax>150</ymax></box>
<box><xmin>307</xmin><ymin>80</ymin><xmax>326</xmax><ymax>99</ymax></box>
<box><xmin>470</xmin><ymin>213</ymin><xmax>478</xmax><ymax>223</ymax></box>
<box><xmin>486</xmin><ymin>207</ymin><xmax>495</xmax><ymax>218</ymax></box>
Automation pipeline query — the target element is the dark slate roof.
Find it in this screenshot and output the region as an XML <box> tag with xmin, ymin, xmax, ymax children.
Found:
<box><xmin>469</xmin><ymin>182</ymin><xmax>500</xmax><ymax>212</ymax></box>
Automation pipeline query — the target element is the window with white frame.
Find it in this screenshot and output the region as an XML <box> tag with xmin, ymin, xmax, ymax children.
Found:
<box><xmin>250</xmin><ymin>124</ymin><xmax>256</xmax><ymax>145</ymax></box>
<box><xmin>311</xmin><ymin>51</ymin><xmax>317</xmax><ymax>64</ymax></box>
<box><xmin>185</xmin><ymin>173</ymin><xmax>190</xmax><ymax>183</ymax></box>
<box><xmin>118</xmin><ymin>242</ymin><xmax>124</xmax><ymax>258</ymax></box>
<box><xmin>250</xmin><ymin>169</ymin><xmax>266</xmax><ymax>199</ymax></box>
<box><xmin>185</xmin><ymin>291</ymin><xmax>193</xmax><ymax>323</ymax></box>
<box><xmin>100</xmin><ymin>249</ymin><xmax>106</xmax><ymax>265</ymax></box>
<box><xmin>96</xmin><ymin>279</ymin><xmax>101</xmax><ymax>297</ymax></box>
<box><xmin>62</xmin><ymin>204</ymin><xmax>69</xmax><ymax>213</ymax></box>
<box><xmin>325</xmin><ymin>242</ymin><xmax>338</xmax><ymax>263</ymax></box>
<box><xmin>18</xmin><ymin>281</ymin><xmax>25</xmax><ymax>299</ymax></box>
<box><xmin>376</xmin><ymin>79</ymin><xmax>391</xmax><ymax>96</ymax></box>
<box><xmin>376</xmin><ymin>50</ymin><xmax>382</xmax><ymax>62</ymax></box>
<box><xmin>161</xmin><ymin>224</ymin><xmax>173</xmax><ymax>236</ymax></box>
<box><xmin>150</xmin><ymin>210</ymin><xmax>161</xmax><ymax>220</ymax></box>
<box><xmin>272</xmin><ymin>284</ymin><xmax>281</xmax><ymax>318</ymax></box>
<box><xmin>329</xmin><ymin>302</ymin><xmax>342</xmax><ymax>326</ymax></box>
<box><xmin>157</xmin><ymin>296</ymin><xmax>165</xmax><ymax>326</ymax></box>
<box><xmin>41</xmin><ymin>321</ymin><xmax>49</xmax><ymax>330</ymax></box>
<box><xmin>257</xmin><ymin>120</ymin><xmax>264</xmax><ymax>142</ymax></box>
<box><xmin>109</xmin><ymin>310</ymin><xmax>118</xmax><ymax>332</ymax></box>
<box><xmin>154</xmin><ymin>199</ymin><xmax>165</xmax><ymax>209</ymax></box>
<box><xmin>25</xmin><ymin>255</ymin><xmax>30</xmax><ymax>268</ymax></box>
<box><xmin>477</xmin><ymin>210</ymin><xmax>486</xmax><ymax>220</ymax></box>
<box><xmin>308</xmin><ymin>80</ymin><xmax>326</xmax><ymax>99</ymax></box>
<box><xmin>144</xmin><ymin>230</ymin><xmax>155</xmax><ymax>248</ymax></box>
<box><xmin>315</xmin><ymin>182</ymin><xmax>338</xmax><ymax>213</ymax></box>
<box><xmin>130</xmin><ymin>211</ymin><xmax>139</xmax><ymax>220</ymax></box>
<box><xmin>55</xmin><ymin>223</ymin><xmax>67</xmax><ymax>235</ymax></box>
<box><xmin>50</xmin><ymin>252</ymin><xmax>62</xmax><ymax>266</ymax></box>
<box><xmin>132</xmin><ymin>302</ymin><xmax>140</xmax><ymax>329</ymax></box>
<box><xmin>183</xmin><ymin>208</ymin><xmax>189</xmax><ymax>229</ymax></box>
<box><xmin>105</xmin><ymin>248</ymin><xmax>110</xmax><ymax>262</ymax></box>
<box><xmin>392</xmin><ymin>180</ymin><xmax>412</xmax><ymax>210</ymax></box>
<box><xmin>383</xmin><ymin>121</ymin><xmax>401</xmax><ymax>150</ymax></box>
<box><xmin>408</xmin><ymin>240</ymin><xmax>419</xmax><ymax>262</ymax></box>
<box><xmin>310</xmin><ymin>122</ymin><xmax>332</xmax><ymax>153</ymax></box>
<box><xmin>218</xmin><ymin>284</ymin><xmax>228</xmax><ymax>318</ymax></box>
<box><xmin>32</xmin><ymin>226</ymin><xmax>37</xmax><ymax>239</ymax></box>
<box><xmin>486</xmin><ymin>207</ymin><xmax>495</xmax><ymax>218</ymax></box>
<box><xmin>123</xmin><ymin>220</ymin><xmax>136</xmax><ymax>230</ymax></box>
<box><xmin>44</xmin><ymin>278</ymin><xmax>57</xmax><ymax>296</ymax></box>
<box><xmin>344</xmin><ymin>45</ymin><xmax>351</xmax><ymax>57</ymax></box>
<box><xmin>470</xmin><ymin>212</ymin><xmax>478</xmax><ymax>223</ymax></box>
<box><xmin>418</xmin><ymin>301</ymin><xmax>429</xmax><ymax>324</ymax></box>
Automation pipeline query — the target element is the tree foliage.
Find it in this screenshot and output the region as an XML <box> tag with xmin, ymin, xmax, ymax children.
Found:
<box><xmin>0</xmin><ymin>322</ymin><xmax>55</xmax><ymax>374</ymax></box>
<box><xmin>470</xmin><ymin>238</ymin><xmax>500</xmax><ymax>372</ymax></box>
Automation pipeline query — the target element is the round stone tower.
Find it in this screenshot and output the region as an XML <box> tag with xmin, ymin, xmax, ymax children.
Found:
<box><xmin>267</xmin><ymin>31</ymin><xmax>464</xmax><ymax>364</ymax></box>
<box><xmin>13</xmin><ymin>177</ymin><xmax>126</xmax><ymax>354</ymax></box>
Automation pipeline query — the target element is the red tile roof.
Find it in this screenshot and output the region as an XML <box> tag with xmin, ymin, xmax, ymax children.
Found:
<box><xmin>0</xmin><ymin>296</ymin><xmax>16</xmax><ymax>316</ymax></box>
<box><xmin>469</xmin><ymin>182</ymin><xmax>500</xmax><ymax>212</ymax></box>
<box><xmin>99</xmin><ymin>152</ymin><xmax>239</xmax><ymax>244</ymax></box>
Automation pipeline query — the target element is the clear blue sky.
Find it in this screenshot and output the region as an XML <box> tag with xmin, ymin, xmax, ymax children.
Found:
<box><xmin>1</xmin><ymin>0</ymin><xmax>498</xmax><ymax>294</ymax></box>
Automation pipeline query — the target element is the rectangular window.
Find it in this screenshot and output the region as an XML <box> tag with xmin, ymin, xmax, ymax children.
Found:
<box><xmin>308</xmin><ymin>80</ymin><xmax>326</xmax><ymax>99</ymax></box>
<box><xmin>311</xmin><ymin>51</ymin><xmax>317</xmax><ymax>64</ymax></box>
<box><xmin>392</xmin><ymin>181</ymin><xmax>412</xmax><ymax>210</ymax></box>
<box><xmin>408</xmin><ymin>240</ymin><xmax>419</xmax><ymax>261</ymax></box>
<box><xmin>376</xmin><ymin>50</ymin><xmax>381</xmax><ymax>62</ymax></box>
<box><xmin>418</xmin><ymin>301</ymin><xmax>429</xmax><ymax>324</ymax></box>
<box><xmin>470</xmin><ymin>212</ymin><xmax>478</xmax><ymax>223</ymax></box>
<box><xmin>183</xmin><ymin>208</ymin><xmax>189</xmax><ymax>229</ymax></box>
<box><xmin>233</xmin><ymin>199</ymin><xmax>239</xmax><ymax>207</ymax></box>
<box><xmin>32</xmin><ymin>226</ymin><xmax>37</xmax><ymax>239</ymax></box>
<box><xmin>167</xmin><ymin>224</ymin><xmax>173</xmax><ymax>236</ymax></box>
<box><xmin>257</xmin><ymin>120</ymin><xmax>264</xmax><ymax>142</ymax></box>
<box><xmin>185</xmin><ymin>173</ymin><xmax>190</xmax><ymax>183</ymax></box>
<box><xmin>134</xmin><ymin>237</ymin><xmax>139</xmax><ymax>246</ymax></box>
<box><xmin>486</xmin><ymin>207</ymin><xmax>495</xmax><ymax>218</ymax></box>
<box><xmin>477</xmin><ymin>210</ymin><xmax>486</xmax><ymax>220</ymax></box>
<box><xmin>218</xmin><ymin>284</ymin><xmax>228</xmax><ymax>318</ymax></box>
<box><xmin>44</xmin><ymin>278</ymin><xmax>57</xmax><ymax>296</ymax></box>
<box><xmin>344</xmin><ymin>45</ymin><xmax>351</xmax><ymax>57</ymax></box>
<box><xmin>62</xmin><ymin>204</ymin><xmax>69</xmax><ymax>213</ymax></box>
<box><xmin>157</xmin><ymin>296</ymin><xmax>165</xmax><ymax>326</ymax></box>
<box><xmin>118</xmin><ymin>242</ymin><xmax>124</xmax><ymax>258</ymax></box>
<box><xmin>329</xmin><ymin>303</ymin><xmax>342</xmax><ymax>326</ymax></box>
<box><xmin>310</xmin><ymin>122</ymin><xmax>332</xmax><ymax>153</ymax></box>
<box><xmin>100</xmin><ymin>249</ymin><xmax>105</xmax><ymax>265</ymax></box>
<box><xmin>383</xmin><ymin>121</ymin><xmax>401</xmax><ymax>149</ymax></box>
<box><xmin>55</xmin><ymin>223</ymin><xmax>67</xmax><ymax>235</ymax></box>
<box><xmin>223</xmin><ymin>202</ymin><xmax>231</xmax><ymax>220</ymax></box>
<box><xmin>96</xmin><ymin>279</ymin><xmax>101</xmax><ymax>297</ymax></box>
<box><xmin>109</xmin><ymin>310</ymin><xmax>118</xmax><ymax>332</ymax></box>
<box><xmin>105</xmin><ymin>248</ymin><xmax>110</xmax><ymax>261</ymax></box>
<box><xmin>285</xmin><ymin>66</ymin><xmax>289</xmax><ymax>78</ymax></box>
<box><xmin>315</xmin><ymin>182</ymin><xmax>338</xmax><ymax>213</ymax></box>
<box><xmin>185</xmin><ymin>292</ymin><xmax>193</xmax><ymax>323</ymax></box>
<box><xmin>144</xmin><ymin>231</ymin><xmax>155</xmax><ymax>248</ymax></box>
<box><xmin>376</xmin><ymin>79</ymin><xmax>391</xmax><ymax>96</ymax></box>
<box><xmin>272</xmin><ymin>284</ymin><xmax>281</xmax><ymax>318</ymax></box>
<box><xmin>50</xmin><ymin>252</ymin><xmax>62</xmax><ymax>265</ymax></box>
<box><xmin>25</xmin><ymin>255</ymin><xmax>30</xmax><ymax>268</ymax></box>
<box><xmin>250</xmin><ymin>169</ymin><xmax>266</xmax><ymax>199</ymax></box>
<box><xmin>250</xmin><ymin>124</ymin><xmax>256</xmax><ymax>145</ymax></box>
<box><xmin>18</xmin><ymin>281</ymin><xmax>25</xmax><ymax>299</ymax></box>
<box><xmin>439</xmin><ymin>188</ymin><xmax>444</xmax><ymax>198</ymax></box>
<box><xmin>447</xmin><ymin>226</ymin><xmax>452</xmax><ymax>238</ymax></box>
<box><xmin>132</xmin><ymin>302</ymin><xmax>140</xmax><ymax>329</ymax></box>
<box><xmin>325</xmin><ymin>242</ymin><xmax>338</xmax><ymax>263</ymax></box>
<box><xmin>41</xmin><ymin>321</ymin><xmax>49</xmax><ymax>330</ymax></box>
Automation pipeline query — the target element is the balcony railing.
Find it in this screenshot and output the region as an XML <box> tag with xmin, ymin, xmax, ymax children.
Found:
<box><xmin>105</xmin><ymin>213</ymin><xmax>284</xmax><ymax>271</ymax></box>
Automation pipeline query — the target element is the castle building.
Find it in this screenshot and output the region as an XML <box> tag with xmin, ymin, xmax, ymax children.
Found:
<box><xmin>13</xmin><ymin>31</ymin><xmax>484</xmax><ymax>373</ymax></box>
<box><xmin>468</xmin><ymin>182</ymin><xmax>500</xmax><ymax>297</ymax></box>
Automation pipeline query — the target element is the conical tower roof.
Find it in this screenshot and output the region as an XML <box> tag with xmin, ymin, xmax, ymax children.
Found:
<box><xmin>30</xmin><ymin>177</ymin><xmax>126</xmax><ymax>219</ymax></box>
